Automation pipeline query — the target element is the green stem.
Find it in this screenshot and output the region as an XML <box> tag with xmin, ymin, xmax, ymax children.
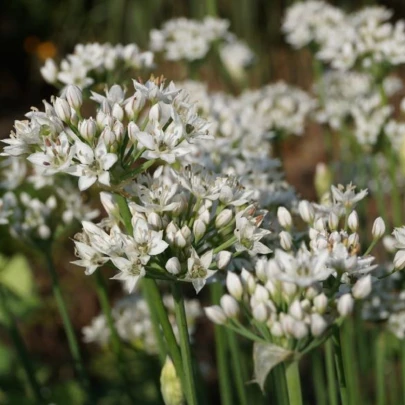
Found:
<box><xmin>205</xmin><ymin>0</ymin><xmax>217</xmax><ymax>15</ymax></box>
<box><xmin>376</xmin><ymin>332</ymin><xmax>385</xmax><ymax>405</ymax></box>
<box><xmin>273</xmin><ymin>364</ymin><xmax>289</xmax><ymax>405</ymax></box>
<box><xmin>44</xmin><ymin>252</ymin><xmax>91</xmax><ymax>395</ymax></box>
<box><xmin>285</xmin><ymin>361</ymin><xmax>303</xmax><ymax>405</ymax></box>
<box><xmin>94</xmin><ymin>272</ymin><xmax>137</xmax><ymax>402</ymax></box>
<box><xmin>372</xmin><ymin>156</ymin><xmax>385</xmax><ymax>217</ymax></box>
<box><xmin>312</xmin><ymin>349</ymin><xmax>327</xmax><ymax>405</ymax></box>
<box><xmin>332</xmin><ymin>330</ymin><xmax>349</xmax><ymax>405</ymax></box>
<box><xmin>172</xmin><ymin>283</ymin><xmax>198</xmax><ymax>405</ymax></box>
<box><xmin>387</xmin><ymin>146</ymin><xmax>402</xmax><ymax>226</ymax></box>
<box><xmin>325</xmin><ymin>339</ymin><xmax>338</xmax><ymax>405</ymax></box>
<box><xmin>226</xmin><ymin>330</ymin><xmax>248</xmax><ymax>405</ymax></box>
<box><xmin>0</xmin><ymin>286</ymin><xmax>44</xmax><ymax>403</ymax></box>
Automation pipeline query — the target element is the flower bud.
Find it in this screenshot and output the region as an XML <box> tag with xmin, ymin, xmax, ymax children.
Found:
<box><xmin>337</xmin><ymin>294</ymin><xmax>354</xmax><ymax>317</ymax></box>
<box><xmin>298</xmin><ymin>200</ymin><xmax>314</xmax><ymax>223</ymax></box>
<box><xmin>79</xmin><ymin>118</ymin><xmax>97</xmax><ymax>142</ymax></box>
<box><xmin>219</xmin><ymin>186</ymin><xmax>233</xmax><ymax>204</ymax></box>
<box><xmin>394</xmin><ymin>250</ymin><xmax>405</xmax><ymax>270</ymax></box>
<box><xmin>352</xmin><ymin>275</ymin><xmax>372</xmax><ymax>299</ymax></box>
<box><xmin>252</xmin><ymin>303</ymin><xmax>268</xmax><ymax>323</ymax></box>
<box><xmin>181</xmin><ymin>226</ymin><xmax>192</xmax><ymax>244</ymax></box>
<box><xmin>204</xmin><ymin>306</ymin><xmax>227</xmax><ymax>325</ymax></box>
<box><xmin>160</xmin><ymin>357</ymin><xmax>184</xmax><ymax>405</ymax></box>
<box><xmin>147</xmin><ymin>212</ymin><xmax>162</xmax><ymax>230</ymax></box>
<box><xmin>314</xmin><ymin>218</ymin><xmax>325</xmax><ymax>232</ymax></box>
<box><xmin>277</xmin><ymin>207</ymin><xmax>292</xmax><ymax>229</ymax></box>
<box><xmin>165</xmin><ymin>257</ymin><xmax>181</xmax><ymax>275</ymax></box>
<box><xmin>66</xmin><ymin>85</ymin><xmax>83</xmax><ymax>110</ymax></box>
<box><xmin>215</xmin><ymin>209</ymin><xmax>233</xmax><ymax>228</ymax></box>
<box><xmin>226</xmin><ymin>272</ymin><xmax>243</xmax><ymax>300</ymax></box>
<box><xmin>348</xmin><ymin>233</ymin><xmax>359</xmax><ymax>247</ymax></box>
<box><xmin>241</xmin><ymin>268</ymin><xmax>256</xmax><ymax>294</ymax></box>
<box><xmin>279</xmin><ymin>231</ymin><xmax>292</xmax><ymax>251</ymax></box>
<box><xmin>193</xmin><ymin>219</ymin><xmax>206</xmax><ymax>244</ymax></box>
<box><xmin>328</xmin><ymin>212</ymin><xmax>339</xmax><ymax>231</ymax></box>
<box><xmin>220</xmin><ymin>295</ymin><xmax>239</xmax><ymax>318</ymax></box>
<box><xmin>128</xmin><ymin>122</ymin><xmax>141</xmax><ymax>143</ymax></box>
<box><xmin>289</xmin><ymin>300</ymin><xmax>303</xmax><ymax>320</ymax></box>
<box><xmin>348</xmin><ymin>211</ymin><xmax>359</xmax><ymax>232</ymax></box>
<box><xmin>372</xmin><ymin>217</ymin><xmax>385</xmax><ymax>239</ymax></box>
<box><xmin>174</xmin><ymin>230</ymin><xmax>187</xmax><ymax>248</ymax></box>
<box><xmin>310</xmin><ymin>314</ymin><xmax>327</xmax><ymax>337</ymax></box>
<box><xmin>383</xmin><ymin>235</ymin><xmax>396</xmax><ymax>253</ymax></box>
<box><xmin>125</xmin><ymin>92</ymin><xmax>146</xmax><ymax>118</ymax></box>
<box><xmin>112</xmin><ymin>103</ymin><xmax>124</xmax><ymax>121</ymax></box>
<box><xmin>314</xmin><ymin>162</ymin><xmax>332</xmax><ymax>200</ymax></box>
<box><xmin>217</xmin><ymin>251</ymin><xmax>232</xmax><ymax>269</ymax></box>
<box><xmin>291</xmin><ymin>320</ymin><xmax>308</xmax><ymax>340</ymax></box>
<box><xmin>270</xmin><ymin>321</ymin><xmax>284</xmax><ymax>337</ymax></box>
<box><xmin>254</xmin><ymin>285</ymin><xmax>269</xmax><ymax>302</ymax></box>
<box><xmin>40</xmin><ymin>59</ymin><xmax>57</xmax><ymax>83</ymax></box>
<box><xmin>313</xmin><ymin>293</ymin><xmax>328</xmax><ymax>314</ymax></box>
<box><xmin>54</xmin><ymin>97</ymin><xmax>71</xmax><ymax>122</ymax></box>
<box><xmin>149</xmin><ymin>103</ymin><xmax>161</xmax><ymax>121</ymax></box>
<box><xmin>282</xmin><ymin>281</ymin><xmax>297</xmax><ymax>297</ymax></box>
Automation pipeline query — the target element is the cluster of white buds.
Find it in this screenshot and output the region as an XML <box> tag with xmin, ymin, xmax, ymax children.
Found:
<box><xmin>2</xmin><ymin>77</ymin><xmax>211</xmax><ymax>192</ymax></box>
<box><xmin>72</xmin><ymin>165</ymin><xmax>272</xmax><ymax>293</ymax></box>
<box><xmin>83</xmin><ymin>294</ymin><xmax>201</xmax><ymax>353</ymax></box>
<box><xmin>150</xmin><ymin>17</ymin><xmax>230</xmax><ymax>62</ymax></box>
<box><xmin>205</xmin><ymin>183</ymin><xmax>387</xmax><ymax>355</ymax></box>
<box><xmin>40</xmin><ymin>42</ymin><xmax>154</xmax><ymax>89</ymax></box>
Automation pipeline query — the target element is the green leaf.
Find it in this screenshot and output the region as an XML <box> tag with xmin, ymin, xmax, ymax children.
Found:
<box><xmin>253</xmin><ymin>342</ymin><xmax>294</xmax><ymax>392</ymax></box>
<box><xmin>0</xmin><ymin>255</ymin><xmax>35</xmax><ymax>299</ymax></box>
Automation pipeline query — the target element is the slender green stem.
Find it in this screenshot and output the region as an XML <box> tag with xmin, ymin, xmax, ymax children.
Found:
<box><xmin>94</xmin><ymin>272</ymin><xmax>137</xmax><ymax>402</ymax></box>
<box><xmin>116</xmin><ymin>194</ymin><xmax>133</xmax><ymax>233</ymax></box>
<box><xmin>0</xmin><ymin>286</ymin><xmax>44</xmax><ymax>403</ymax></box>
<box><xmin>325</xmin><ymin>339</ymin><xmax>338</xmax><ymax>405</ymax></box>
<box><xmin>387</xmin><ymin>146</ymin><xmax>402</xmax><ymax>226</ymax></box>
<box><xmin>372</xmin><ymin>156</ymin><xmax>385</xmax><ymax>216</ymax></box>
<box><xmin>285</xmin><ymin>361</ymin><xmax>303</xmax><ymax>405</ymax></box>
<box><xmin>273</xmin><ymin>364</ymin><xmax>289</xmax><ymax>405</ymax></box>
<box><xmin>205</xmin><ymin>0</ymin><xmax>217</xmax><ymax>15</ymax></box>
<box><xmin>226</xmin><ymin>329</ymin><xmax>248</xmax><ymax>405</ymax></box>
<box><xmin>376</xmin><ymin>332</ymin><xmax>386</xmax><ymax>405</ymax></box>
<box><xmin>44</xmin><ymin>252</ymin><xmax>91</xmax><ymax>395</ymax></box>
<box><xmin>172</xmin><ymin>283</ymin><xmax>198</xmax><ymax>405</ymax></box>
<box><xmin>332</xmin><ymin>330</ymin><xmax>349</xmax><ymax>405</ymax></box>
<box><xmin>141</xmin><ymin>280</ymin><xmax>167</xmax><ymax>364</ymax></box>
<box><xmin>210</xmin><ymin>283</ymin><xmax>232</xmax><ymax>405</ymax></box>
<box><xmin>312</xmin><ymin>349</ymin><xmax>327</xmax><ymax>405</ymax></box>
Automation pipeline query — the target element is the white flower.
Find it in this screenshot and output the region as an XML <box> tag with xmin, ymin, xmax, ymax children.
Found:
<box><xmin>234</xmin><ymin>215</ymin><xmax>271</xmax><ymax>255</ymax></box>
<box><xmin>40</xmin><ymin>59</ymin><xmax>58</xmax><ymax>84</ymax></box>
<box><xmin>111</xmin><ymin>253</ymin><xmax>148</xmax><ymax>292</ymax></box>
<box><xmin>68</xmin><ymin>139</ymin><xmax>118</xmax><ymax>190</ymax></box>
<box><xmin>184</xmin><ymin>248</ymin><xmax>216</xmax><ymax>293</ymax></box>
<box><xmin>72</xmin><ymin>241</ymin><xmax>109</xmax><ymax>275</ymax></box>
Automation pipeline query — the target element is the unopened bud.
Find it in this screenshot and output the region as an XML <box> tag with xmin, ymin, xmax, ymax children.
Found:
<box><xmin>313</xmin><ymin>293</ymin><xmax>328</xmax><ymax>314</ymax></box>
<box><xmin>314</xmin><ymin>162</ymin><xmax>332</xmax><ymax>200</ymax></box>
<box><xmin>193</xmin><ymin>219</ymin><xmax>206</xmax><ymax>243</ymax></box>
<box><xmin>54</xmin><ymin>97</ymin><xmax>71</xmax><ymax>122</ymax></box>
<box><xmin>337</xmin><ymin>293</ymin><xmax>354</xmax><ymax>317</ymax></box>
<box><xmin>217</xmin><ymin>251</ymin><xmax>232</xmax><ymax>269</ymax></box>
<box><xmin>112</xmin><ymin>103</ymin><xmax>124</xmax><ymax>121</ymax></box>
<box><xmin>279</xmin><ymin>231</ymin><xmax>293</xmax><ymax>251</ymax></box>
<box><xmin>394</xmin><ymin>250</ymin><xmax>405</xmax><ymax>270</ymax></box>
<box><xmin>310</xmin><ymin>314</ymin><xmax>327</xmax><ymax>337</ymax></box>
<box><xmin>348</xmin><ymin>211</ymin><xmax>359</xmax><ymax>232</ymax></box>
<box><xmin>165</xmin><ymin>257</ymin><xmax>181</xmax><ymax>275</ymax></box>
<box><xmin>79</xmin><ymin>118</ymin><xmax>97</xmax><ymax>142</ymax></box>
<box><xmin>372</xmin><ymin>217</ymin><xmax>385</xmax><ymax>239</ymax></box>
<box><xmin>205</xmin><ymin>306</ymin><xmax>227</xmax><ymax>325</ymax></box>
<box><xmin>241</xmin><ymin>268</ymin><xmax>256</xmax><ymax>294</ymax></box>
<box><xmin>277</xmin><ymin>207</ymin><xmax>292</xmax><ymax>229</ymax></box>
<box><xmin>298</xmin><ymin>200</ymin><xmax>314</xmax><ymax>223</ymax></box>
<box><xmin>160</xmin><ymin>357</ymin><xmax>184</xmax><ymax>405</ymax></box>
<box><xmin>220</xmin><ymin>295</ymin><xmax>239</xmax><ymax>318</ymax></box>
<box><xmin>66</xmin><ymin>85</ymin><xmax>83</xmax><ymax>110</ymax></box>
<box><xmin>226</xmin><ymin>272</ymin><xmax>243</xmax><ymax>300</ymax></box>
<box><xmin>252</xmin><ymin>303</ymin><xmax>268</xmax><ymax>323</ymax></box>
<box><xmin>289</xmin><ymin>300</ymin><xmax>303</xmax><ymax>320</ymax></box>
<box><xmin>215</xmin><ymin>209</ymin><xmax>233</xmax><ymax>228</ymax></box>
<box><xmin>328</xmin><ymin>212</ymin><xmax>339</xmax><ymax>231</ymax></box>
<box><xmin>352</xmin><ymin>275</ymin><xmax>372</xmax><ymax>299</ymax></box>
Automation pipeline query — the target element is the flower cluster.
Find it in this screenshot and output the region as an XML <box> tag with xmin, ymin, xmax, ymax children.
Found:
<box><xmin>73</xmin><ymin>165</ymin><xmax>272</xmax><ymax>293</ymax></box>
<box><xmin>41</xmin><ymin>42</ymin><xmax>154</xmax><ymax>90</ymax></box>
<box><xmin>150</xmin><ymin>17</ymin><xmax>230</xmax><ymax>62</ymax></box>
<box><xmin>83</xmin><ymin>294</ymin><xmax>201</xmax><ymax>353</ymax></box>
<box><xmin>205</xmin><ymin>183</ymin><xmax>384</xmax><ymax>360</ymax></box>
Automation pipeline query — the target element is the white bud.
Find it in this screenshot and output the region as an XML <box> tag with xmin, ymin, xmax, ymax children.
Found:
<box><xmin>282</xmin><ymin>281</ymin><xmax>297</xmax><ymax>297</ymax></box>
<box><xmin>254</xmin><ymin>285</ymin><xmax>269</xmax><ymax>302</ymax></box>
<box><xmin>270</xmin><ymin>321</ymin><xmax>284</xmax><ymax>337</ymax></box>
<box><xmin>310</xmin><ymin>314</ymin><xmax>327</xmax><ymax>337</ymax></box>
<box><xmin>383</xmin><ymin>235</ymin><xmax>396</xmax><ymax>253</ymax></box>
<box><xmin>66</xmin><ymin>85</ymin><xmax>83</xmax><ymax>110</ymax></box>
<box><xmin>372</xmin><ymin>217</ymin><xmax>385</xmax><ymax>239</ymax></box>
<box><xmin>298</xmin><ymin>200</ymin><xmax>314</xmax><ymax>223</ymax></box>
<box><xmin>112</xmin><ymin>103</ymin><xmax>124</xmax><ymax>121</ymax></box>
<box><xmin>291</xmin><ymin>320</ymin><xmax>308</xmax><ymax>340</ymax></box>
<box><xmin>314</xmin><ymin>218</ymin><xmax>325</xmax><ymax>232</ymax></box>
<box><xmin>40</xmin><ymin>59</ymin><xmax>57</xmax><ymax>83</ymax></box>
<box><xmin>128</xmin><ymin>122</ymin><xmax>141</xmax><ymax>143</ymax></box>
<box><xmin>193</xmin><ymin>219</ymin><xmax>206</xmax><ymax>243</ymax></box>
<box><xmin>219</xmin><ymin>186</ymin><xmax>233</xmax><ymax>204</ymax></box>
<box><xmin>394</xmin><ymin>250</ymin><xmax>405</xmax><ymax>270</ymax></box>
<box><xmin>328</xmin><ymin>212</ymin><xmax>339</xmax><ymax>231</ymax></box>
<box><xmin>255</xmin><ymin>259</ymin><xmax>267</xmax><ymax>282</ymax></box>
<box><xmin>313</xmin><ymin>293</ymin><xmax>328</xmax><ymax>314</ymax></box>
<box><xmin>174</xmin><ymin>230</ymin><xmax>187</xmax><ymax>248</ymax></box>
<box><xmin>252</xmin><ymin>303</ymin><xmax>268</xmax><ymax>323</ymax></box>
<box><xmin>54</xmin><ymin>97</ymin><xmax>71</xmax><ymax>122</ymax></box>
<box><xmin>337</xmin><ymin>294</ymin><xmax>354</xmax><ymax>317</ymax></box>
<box><xmin>220</xmin><ymin>295</ymin><xmax>239</xmax><ymax>318</ymax></box>
<box><xmin>277</xmin><ymin>207</ymin><xmax>292</xmax><ymax>229</ymax></box>
<box><xmin>289</xmin><ymin>300</ymin><xmax>303</xmax><ymax>320</ymax></box>
<box><xmin>113</xmin><ymin>120</ymin><xmax>125</xmax><ymax>140</ymax></box>
<box><xmin>147</xmin><ymin>212</ymin><xmax>162</xmax><ymax>229</ymax></box>
<box><xmin>125</xmin><ymin>92</ymin><xmax>146</xmax><ymax>118</ymax></box>
<box><xmin>226</xmin><ymin>272</ymin><xmax>243</xmax><ymax>300</ymax></box>
<box><xmin>217</xmin><ymin>251</ymin><xmax>232</xmax><ymax>269</ymax></box>
<box><xmin>149</xmin><ymin>103</ymin><xmax>161</xmax><ymax>121</ymax></box>
<box><xmin>352</xmin><ymin>275</ymin><xmax>372</xmax><ymax>299</ymax></box>
<box><xmin>279</xmin><ymin>231</ymin><xmax>293</xmax><ymax>251</ymax></box>
<box><xmin>204</xmin><ymin>306</ymin><xmax>227</xmax><ymax>325</ymax></box>
<box><xmin>348</xmin><ymin>233</ymin><xmax>359</xmax><ymax>247</ymax></box>
<box><xmin>180</xmin><ymin>226</ymin><xmax>192</xmax><ymax>244</ymax></box>
<box><xmin>241</xmin><ymin>268</ymin><xmax>256</xmax><ymax>294</ymax></box>
<box><xmin>79</xmin><ymin>118</ymin><xmax>97</xmax><ymax>142</ymax></box>
<box><xmin>165</xmin><ymin>257</ymin><xmax>181</xmax><ymax>275</ymax></box>
<box><xmin>160</xmin><ymin>357</ymin><xmax>184</xmax><ymax>405</ymax></box>
<box><xmin>348</xmin><ymin>211</ymin><xmax>359</xmax><ymax>232</ymax></box>
<box><xmin>215</xmin><ymin>209</ymin><xmax>233</xmax><ymax>228</ymax></box>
